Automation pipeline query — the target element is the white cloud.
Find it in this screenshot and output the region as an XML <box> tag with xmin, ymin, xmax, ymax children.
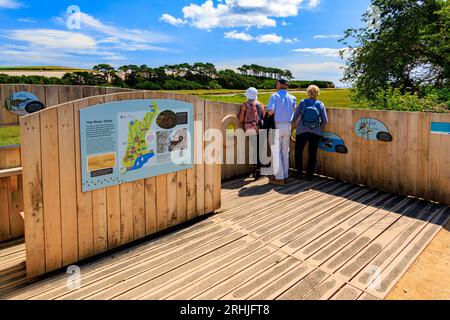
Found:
<box><xmin>288</xmin><ymin>61</ymin><xmax>346</xmax><ymax>86</ymax></box>
<box><xmin>0</xmin><ymin>11</ymin><xmax>173</xmax><ymax>66</ymax></box>
<box><xmin>0</xmin><ymin>0</ymin><xmax>22</xmax><ymax>9</ymax></box>
<box><xmin>284</xmin><ymin>37</ymin><xmax>299</xmax><ymax>44</ymax></box>
<box><xmin>256</xmin><ymin>33</ymin><xmax>283</xmax><ymax>44</ymax></box>
<box><xmin>289</xmin><ymin>61</ymin><xmax>344</xmax><ymax>73</ymax></box>
<box><xmin>75</xmin><ymin>13</ymin><xmax>171</xmax><ymax>44</ymax></box>
<box><xmin>4</xmin><ymin>29</ymin><xmax>97</xmax><ymax>50</ymax></box>
<box><xmin>160</xmin><ymin>13</ymin><xmax>187</xmax><ymax>27</ymax></box>
<box><xmin>224</xmin><ymin>30</ymin><xmax>253</xmax><ymax>41</ymax></box>
<box><xmin>225</xmin><ymin>30</ymin><xmax>298</xmax><ymax>44</ymax></box>
<box><xmin>291</xmin><ymin>47</ymin><xmax>346</xmax><ymax>57</ymax></box>
<box><xmin>306</xmin><ymin>0</ymin><xmax>320</xmax><ymax>9</ymax></box>
<box><xmin>313</xmin><ymin>34</ymin><xmax>342</xmax><ymax>39</ymax></box>
<box><xmin>17</xmin><ymin>18</ymin><xmax>37</xmax><ymax>23</ymax></box>
<box><xmin>0</xmin><ymin>42</ymin><xmax>126</xmax><ymax>67</ymax></box>
<box><xmin>162</xmin><ymin>0</ymin><xmax>320</xmax><ymax>30</ymax></box>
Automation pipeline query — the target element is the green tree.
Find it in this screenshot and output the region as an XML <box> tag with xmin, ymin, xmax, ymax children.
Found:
<box><xmin>341</xmin><ymin>0</ymin><xmax>450</xmax><ymax>99</ymax></box>
<box><xmin>92</xmin><ymin>64</ymin><xmax>117</xmax><ymax>83</ymax></box>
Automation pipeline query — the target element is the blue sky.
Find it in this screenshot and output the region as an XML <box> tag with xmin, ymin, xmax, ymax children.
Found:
<box><xmin>0</xmin><ymin>0</ymin><xmax>371</xmax><ymax>86</ymax></box>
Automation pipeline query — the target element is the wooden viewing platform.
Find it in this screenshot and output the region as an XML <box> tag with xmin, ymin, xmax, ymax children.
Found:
<box><xmin>0</xmin><ymin>176</ymin><xmax>448</xmax><ymax>300</ymax></box>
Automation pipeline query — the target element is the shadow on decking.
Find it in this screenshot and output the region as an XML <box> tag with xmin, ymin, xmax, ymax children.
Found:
<box><xmin>223</xmin><ymin>174</ymin><xmax>449</xmax><ymax>228</ymax></box>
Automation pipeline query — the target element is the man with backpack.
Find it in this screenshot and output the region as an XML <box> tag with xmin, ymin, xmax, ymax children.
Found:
<box><xmin>267</xmin><ymin>77</ymin><xmax>297</xmax><ymax>186</ymax></box>
<box><xmin>291</xmin><ymin>85</ymin><xmax>328</xmax><ymax>180</ymax></box>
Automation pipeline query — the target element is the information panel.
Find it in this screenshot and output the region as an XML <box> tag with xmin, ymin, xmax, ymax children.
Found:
<box><xmin>80</xmin><ymin>99</ymin><xmax>194</xmax><ymax>192</ymax></box>
<box><xmin>431</xmin><ymin>122</ymin><xmax>450</xmax><ymax>135</ymax></box>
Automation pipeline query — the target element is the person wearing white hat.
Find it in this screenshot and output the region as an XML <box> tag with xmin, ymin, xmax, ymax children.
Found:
<box><xmin>239</xmin><ymin>87</ymin><xmax>266</xmax><ymax>179</ymax></box>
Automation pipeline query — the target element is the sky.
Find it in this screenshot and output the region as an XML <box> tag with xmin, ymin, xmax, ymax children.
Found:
<box><xmin>0</xmin><ymin>0</ymin><xmax>371</xmax><ymax>86</ymax></box>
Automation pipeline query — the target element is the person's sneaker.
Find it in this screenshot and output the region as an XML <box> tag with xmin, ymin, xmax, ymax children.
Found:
<box><xmin>269</xmin><ymin>179</ymin><xmax>286</xmax><ymax>186</ymax></box>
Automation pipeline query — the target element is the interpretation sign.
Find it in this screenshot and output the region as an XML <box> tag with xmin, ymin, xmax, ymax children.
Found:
<box><xmin>355</xmin><ymin>118</ymin><xmax>393</xmax><ymax>142</ymax></box>
<box><xmin>319</xmin><ymin>132</ymin><xmax>348</xmax><ymax>154</ymax></box>
<box><xmin>80</xmin><ymin>99</ymin><xmax>194</xmax><ymax>192</ymax></box>
<box><xmin>6</xmin><ymin>91</ymin><xmax>45</xmax><ymax>115</ymax></box>
<box><xmin>431</xmin><ymin>122</ymin><xmax>450</xmax><ymax>135</ymax></box>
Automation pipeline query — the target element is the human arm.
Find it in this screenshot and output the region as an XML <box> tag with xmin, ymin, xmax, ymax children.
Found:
<box><xmin>267</xmin><ymin>95</ymin><xmax>275</xmax><ymax>116</ymax></box>
<box><xmin>239</xmin><ymin>103</ymin><xmax>246</xmax><ymax>124</ymax></box>
<box><xmin>291</xmin><ymin>101</ymin><xmax>303</xmax><ymax>127</ymax></box>
<box><xmin>320</xmin><ymin>103</ymin><xmax>328</xmax><ymax>131</ymax></box>
<box><xmin>260</xmin><ymin>102</ymin><xmax>266</xmax><ymax>118</ymax></box>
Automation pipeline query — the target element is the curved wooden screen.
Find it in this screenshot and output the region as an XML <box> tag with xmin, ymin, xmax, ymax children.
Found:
<box><xmin>0</xmin><ymin>85</ymin><xmax>132</xmax><ymax>243</ymax></box>
<box><xmin>20</xmin><ymin>91</ymin><xmax>222</xmax><ymax>278</ymax></box>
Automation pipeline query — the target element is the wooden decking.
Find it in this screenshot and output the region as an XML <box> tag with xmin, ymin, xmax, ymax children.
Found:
<box><xmin>0</xmin><ymin>176</ymin><xmax>448</xmax><ymax>300</ymax></box>
<box><xmin>0</xmin><ymin>238</ymin><xmax>26</xmax><ymax>295</ymax></box>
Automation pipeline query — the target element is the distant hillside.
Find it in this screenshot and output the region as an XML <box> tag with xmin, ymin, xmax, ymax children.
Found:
<box><xmin>0</xmin><ymin>66</ymin><xmax>91</xmax><ymax>72</ymax></box>
<box><xmin>0</xmin><ymin>63</ymin><xmax>335</xmax><ymax>90</ymax></box>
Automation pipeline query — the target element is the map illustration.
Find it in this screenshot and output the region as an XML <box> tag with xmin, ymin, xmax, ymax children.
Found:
<box><xmin>80</xmin><ymin>98</ymin><xmax>193</xmax><ymax>192</ymax></box>
<box><xmin>119</xmin><ymin>102</ymin><xmax>159</xmax><ymax>173</ymax></box>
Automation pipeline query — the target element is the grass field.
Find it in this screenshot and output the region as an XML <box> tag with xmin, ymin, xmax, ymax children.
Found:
<box><xmin>201</xmin><ymin>88</ymin><xmax>358</xmax><ymax>109</ymax></box>
<box><xmin>0</xmin><ymin>125</ymin><xmax>20</xmax><ymax>147</ymax></box>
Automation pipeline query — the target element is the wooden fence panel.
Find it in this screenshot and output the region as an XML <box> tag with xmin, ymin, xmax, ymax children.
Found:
<box><xmin>0</xmin><ymin>84</ymin><xmax>18</xmax><ymax>125</ymax></box>
<box><xmin>213</xmin><ymin>102</ymin><xmax>223</xmax><ymax>210</ymax></box>
<box><xmin>0</xmin><ymin>178</ymin><xmax>10</xmax><ymax>242</ymax></box>
<box><xmin>74</xmin><ymin>98</ymin><xmax>94</xmax><ymax>260</ymax></box>
<box><xmin>428</xmin><ymin>113</ymin><xmax>442</xmax><ymax>201</ymax></box>
<box><xmin>19</xmin><ymin>90</ymin><xmax>222</xmax><ymax>278</ymax></box>
<box><xmin>438</xmin><ymin>113</ymin><xmax>450</xmax><ymax>205</ymax></box>
<box><xmin>195</xmin><ymin>97</ymin><xmax>205</xmax><ymax>216</ymax></box>
<box><xmin>8</xmin><ymin>175</ymin><xmax>23</xmax><ymax>238</ymax></box>
<box><xmin>20</xmin><ymin>113</ymin><xmax>45</xmax><ymax>278</ymax></box>
<box><xmin>204</xmin><ymin>100</ymin><xmax>216</xmax><ymax>213</ymax></box>
<box><xmin>405</xmin><ymin>112</ymin><xmax>419</xmax><ymax>197</ymax></box>
<box><xmin>384</xmin><ymin>110</ymin><xmax>398</xmax><ymax>193</ymax></box>
<box><xmin>180</xmin><ymin>94</ymin><xmax>197</xmax><ymax>220</ymax></box>
<box><xmin>40</xmin><ymin>107</ymin><xmax>63</xmax><ymax>272</ymax></box>
<box><xmin>57</xmin><ymin>102</ymin><xmax>79</xmax><ymax>266</ymax></box>
<box><xmin>416</xmin><ymin>112</ymin><xmax>430</xmax><ymax>199</ymax></box>
<box><xmin>0</xmin><ymin>146</ymin><xmax>23</xmax><ymax>242</ymax></box>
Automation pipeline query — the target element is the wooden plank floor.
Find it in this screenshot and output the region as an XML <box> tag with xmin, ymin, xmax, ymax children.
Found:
<box><xmin>0</xmin><ymin>238</ymin><xmax>26</xmax><ymax>296</ymax></box>
<box><xmin>0</xmin><ymin>176</ymin><xmax>448</xmax><ymax>300</ymax></box>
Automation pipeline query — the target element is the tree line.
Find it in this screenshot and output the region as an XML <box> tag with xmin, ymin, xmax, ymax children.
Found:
<box><xmin>0</xmin><ymin>63</ymin><xmax>335</xmax><ymax>90</ymax></box>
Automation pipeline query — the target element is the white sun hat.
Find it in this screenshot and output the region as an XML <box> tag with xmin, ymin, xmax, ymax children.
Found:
<box><xmin>245</xmin><ymin>87</ymin><xmax>258</xmax><ymax>101</ymax></box>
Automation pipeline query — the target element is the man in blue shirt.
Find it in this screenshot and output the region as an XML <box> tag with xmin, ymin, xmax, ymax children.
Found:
<box><xmin>267</xmin><ymin>77</ymin><xmax>296</xmax><ymax>186</ymax></box>
<box><xmin>291</xmin><ymin>85</ymin><xmax>328</xmax><ymax>180</ymax></box>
